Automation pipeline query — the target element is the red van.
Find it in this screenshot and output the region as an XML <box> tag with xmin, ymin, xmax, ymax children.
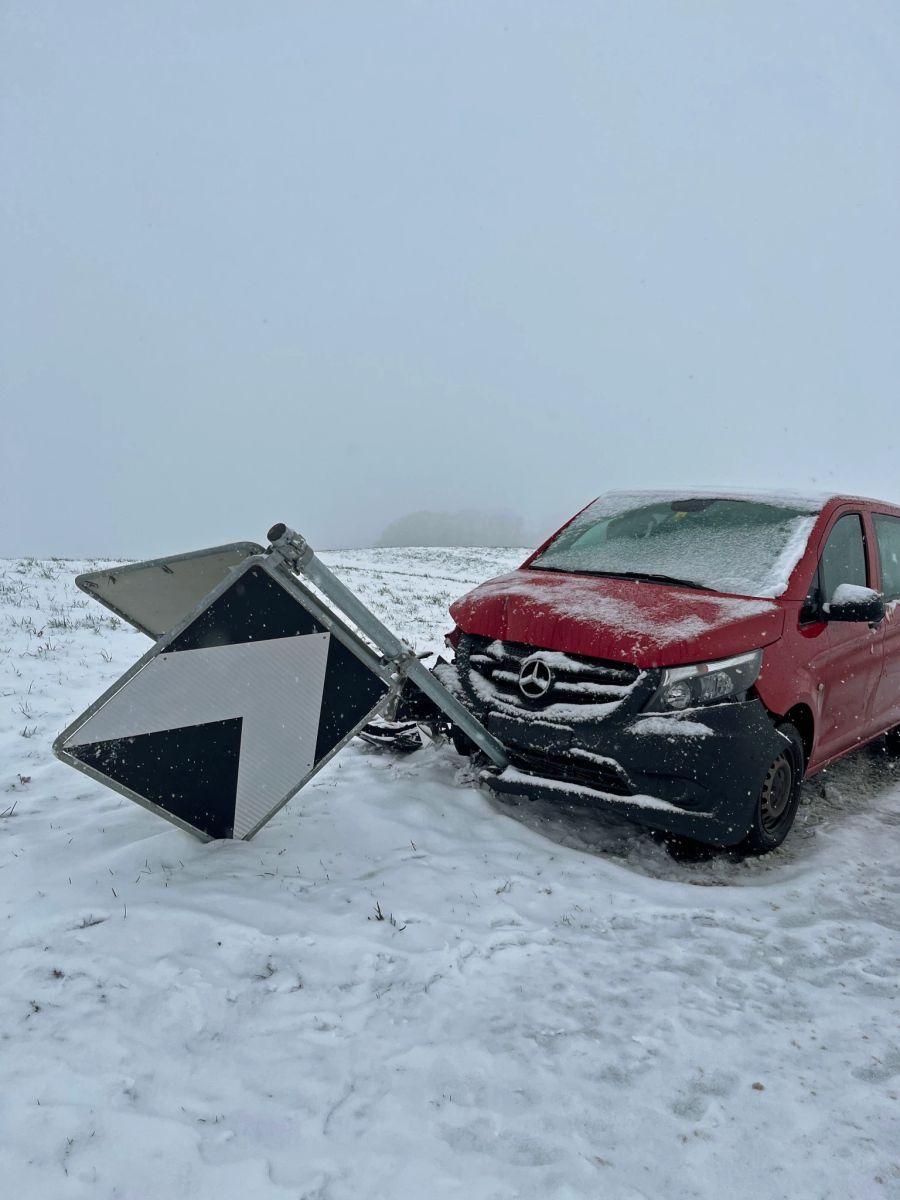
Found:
<box><xmin>438</xmin><ymin>491</ymin><xmax>900</xmax><ymax>852</ymax></box>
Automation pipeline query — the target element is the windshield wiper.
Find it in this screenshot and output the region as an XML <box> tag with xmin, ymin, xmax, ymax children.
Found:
<box><xmin>617</xmin><ymin>571</ymin><xmax>713</xmax><ymax>591</ymax></box>
<box><xmin>529</xmin><ymin>566</ymin><xmax>712</xmax><ymax>591</ymax></box>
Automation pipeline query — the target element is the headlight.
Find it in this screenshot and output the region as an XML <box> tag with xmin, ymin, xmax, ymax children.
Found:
<box><xmin>645</xmin><ymin>649</ymin><xmax>763</xmax><ymax>713</ymax></box>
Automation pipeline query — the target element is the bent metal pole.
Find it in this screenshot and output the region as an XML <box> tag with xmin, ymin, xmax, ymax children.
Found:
<box><xmin>266</xmin><ymin>523</ymin><xmax>509</xmax><ymax>769</ymax></box>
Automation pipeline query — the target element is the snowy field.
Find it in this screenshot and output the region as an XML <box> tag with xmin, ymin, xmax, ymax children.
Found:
<box><xmin>2</xmin><ymin>548</ymin><xmax>899</xmax><ymax>1200</ymax></box>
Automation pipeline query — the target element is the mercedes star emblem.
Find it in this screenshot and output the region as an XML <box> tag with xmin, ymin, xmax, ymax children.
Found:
<box><xmin>518</xmin><ymin>656</ymin><xmax>553</xmax><ymax>699</ymax></box>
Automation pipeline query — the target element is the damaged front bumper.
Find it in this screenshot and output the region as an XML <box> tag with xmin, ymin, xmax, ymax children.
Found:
<box><xmin>435</xmin><ymin>655</ymin><xmax>785</xmax><ymax>845</ymax></box>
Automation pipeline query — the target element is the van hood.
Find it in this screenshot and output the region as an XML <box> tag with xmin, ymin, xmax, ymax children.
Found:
<box><xmin>449</xmin><ymin>569</ymin><xmax>784</xmax><ymax>668</ymax></box>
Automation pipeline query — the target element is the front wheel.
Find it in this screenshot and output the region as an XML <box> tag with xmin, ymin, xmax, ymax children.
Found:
<box><xmin>740</xmin><ymin>722</ymin><xmax>805</xmax><ymax>853</ymax></box>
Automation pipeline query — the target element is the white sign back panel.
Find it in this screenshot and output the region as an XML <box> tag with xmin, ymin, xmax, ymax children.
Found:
<box><xmin>77</xmin><ymin>543</ymin><xmax>265</xmax><ymax>639</ymax></box>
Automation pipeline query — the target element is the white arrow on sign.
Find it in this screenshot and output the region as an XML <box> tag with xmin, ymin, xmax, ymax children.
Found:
<box><xmin>65</xmin><ymin>633</ymin><xmax>331</xmax><ymax>838</ymax></box>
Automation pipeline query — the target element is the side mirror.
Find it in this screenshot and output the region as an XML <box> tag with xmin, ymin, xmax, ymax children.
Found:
<box><xmin>825</xmin><ymin>584</ymin><xmax>886</xmax><ymax>626</ymax></box>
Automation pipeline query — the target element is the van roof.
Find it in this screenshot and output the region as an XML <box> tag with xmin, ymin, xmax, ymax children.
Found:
<box><xmin>594</xmin><ymin>489</ymin><xmax>896</xmax><ymax>514</ymax></box>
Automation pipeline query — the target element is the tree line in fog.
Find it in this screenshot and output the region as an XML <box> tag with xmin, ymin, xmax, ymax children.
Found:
<box><xmin>377</xmin><ymin>509</ymin><xmax>531</xmax><ymax>548</ymax></box>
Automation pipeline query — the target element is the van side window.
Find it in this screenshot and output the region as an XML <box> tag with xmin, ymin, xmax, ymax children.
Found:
<box><xmin>800</xmin><ymin>514</ymin><xmax>870</xmax><ymax>622</ymax></box>
<box><xmin>819</xmin><ymin>514</ymin><xmax>868</xmax><ymax>603</ymax></box>
<box><xmin>874</xmin><ymin>514</ymin><xmax>900</xmax><ymax>600</ymax></box>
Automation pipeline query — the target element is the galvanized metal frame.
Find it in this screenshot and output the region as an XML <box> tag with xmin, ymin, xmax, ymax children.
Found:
<box><xmin>266</xmin><ymin>525</ymin><xmax>509</xmax><ymax>768</ymax></box>
<box><xmin>55</xmin><ymin>553</ymin><xmax>397</xmax><ymax>841</ymax></box>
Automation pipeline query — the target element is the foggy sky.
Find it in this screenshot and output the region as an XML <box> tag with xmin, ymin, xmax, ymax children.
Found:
<box><xmin>2</xmin><ymin>2</ymin><xmax>899</xmax><ymax>558</ymax></box>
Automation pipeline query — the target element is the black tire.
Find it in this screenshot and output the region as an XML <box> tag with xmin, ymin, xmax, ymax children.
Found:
<box><xmin>740</xmin><ymin>722</ymin><xmax>805</xmax><ymax>854</ymax></box>
<box><xmin>885</xmin><ymin>726</ymin><xmax>900</xmax><ymax>756</ymax></box>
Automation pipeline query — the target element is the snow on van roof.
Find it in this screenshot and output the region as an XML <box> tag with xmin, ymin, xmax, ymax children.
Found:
<box><xmin>590</xmin><ymin>489</ymin><xmax>832</xmax><ymax>513</ymax></box>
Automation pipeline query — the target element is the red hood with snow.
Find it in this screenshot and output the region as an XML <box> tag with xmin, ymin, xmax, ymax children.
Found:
<box><xmin>449</xmin><ymin>569</ymin><xmax>784</xmax><ymax>669</ymax></box>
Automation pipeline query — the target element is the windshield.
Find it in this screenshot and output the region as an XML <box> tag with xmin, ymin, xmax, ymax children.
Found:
<box><xmin>530</xmin><ymin>495</ymin><xmax>819</xmax><ymax>598</ymax></box>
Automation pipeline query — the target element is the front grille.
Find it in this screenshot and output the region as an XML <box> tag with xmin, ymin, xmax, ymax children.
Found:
<box><xmin>507</xmin><ymin>745</ymin><xmax>634</xmax><ymax>795</ymax></box>
<box><xmin>461</xmin><ymin>634</ymin><xmax>641</xmax><ymax>714</ymax></box>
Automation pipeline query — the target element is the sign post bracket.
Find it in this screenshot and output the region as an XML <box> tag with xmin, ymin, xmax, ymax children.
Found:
<box><xmin>265</xmin><ymin>524</ymin><xmax>509</xmax><ymax>769</ymax></box>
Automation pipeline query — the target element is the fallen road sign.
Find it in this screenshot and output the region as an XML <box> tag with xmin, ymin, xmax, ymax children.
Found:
<box><xmin>55</xmin><ymin>556</ymin><xmax>390</xmax><ymax>839</ymax></box>
<box><xmin>55</xmin><ymin>525</ymin><xmax>509</xmax><ymax>843</ymax></box>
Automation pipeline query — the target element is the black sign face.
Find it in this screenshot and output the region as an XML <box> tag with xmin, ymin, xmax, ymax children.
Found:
<box><xmin>56</xmin><ymin>561</ymin><xmax>389</xmax><ymax>839</ymax></box>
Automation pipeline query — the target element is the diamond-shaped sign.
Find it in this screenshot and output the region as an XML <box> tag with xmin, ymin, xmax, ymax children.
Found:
<box><xmin>55</xmin><ymin>558</ymin><xmax>389</xmax><ymax>839</ymax></box>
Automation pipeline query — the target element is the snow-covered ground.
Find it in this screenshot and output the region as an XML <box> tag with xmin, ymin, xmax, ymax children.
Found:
<box><xmin>2</xmin><ymin>548</ymin><xmax>899</xmax><ymax>1200</ymax></box>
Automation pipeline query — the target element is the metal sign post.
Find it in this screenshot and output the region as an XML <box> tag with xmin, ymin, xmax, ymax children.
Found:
<box><xmin>265</xmin><ymin>524</ymin><xmax>509</xmax><ymax>769</ymax></box>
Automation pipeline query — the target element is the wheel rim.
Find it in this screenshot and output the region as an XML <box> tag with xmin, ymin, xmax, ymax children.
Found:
<box><xmin>760</xmin><ymin>752</ymin><xmax>793</xmax><ymax>833</ymax></box>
